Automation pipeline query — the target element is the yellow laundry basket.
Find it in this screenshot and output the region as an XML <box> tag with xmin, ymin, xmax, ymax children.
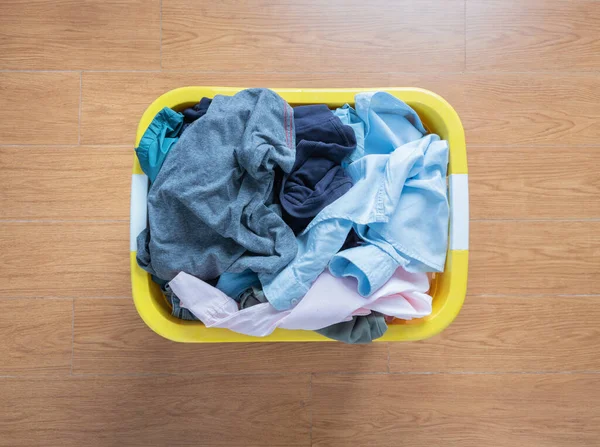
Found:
<box><xmin>130</xmin><ymin>87</ymin><xmax>469</xmax><ymax>342</ymax></box>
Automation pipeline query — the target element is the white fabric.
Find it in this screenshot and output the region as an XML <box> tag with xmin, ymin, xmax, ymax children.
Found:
<box><xmin>169</xmin><ymin>268</ymin><xmax>432</xmax><ymax>337</ymax></box>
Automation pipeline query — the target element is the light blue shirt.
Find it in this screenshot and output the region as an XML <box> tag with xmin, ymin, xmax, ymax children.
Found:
<box><xmin>260</xmin><ymin>92</ymin><xmax>449</xmax><ymax>311</ymax></box>
<box><xmin>333</xmin><ymin>104</ymin><xmax>365</xmax><ymax>165</ymax></box>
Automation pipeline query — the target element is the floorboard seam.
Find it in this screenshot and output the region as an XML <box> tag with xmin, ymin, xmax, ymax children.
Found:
<box><xmin>464</xmin><ymin>0</ymin><xmax>467</xmax><ymax>71</ymax></box>
<box><xmin>159</xmin><ymin>0</ymin><xmax>163</xmax><ymax>69</ymax></box>
<box><xmin>3</xmin><ymin>69</ymin><xmax>600</xmax><ymax>75</ymax></box>
<box><xmin>70</xmin><ymin>299</ymin><xmax>75</xmax><ymax>376</ymax></box>
<box><xmin>386</xmin><ymin>343</ymin><xmax>391</xmax><ymax>373</ymax></box>
<box><xmin>78</xmin><ymin>71</ymin><xmax>82</xmax><ymax>144</ymax></box>
<box><xmin>64</xmin><ymin>371</ymin><xmax>600</xmax><ymax>378</ymax></box>
<box><xmin>309</xmin><ymin>373</ymin><xmax>313</xmax><ymax>447</ymax></box>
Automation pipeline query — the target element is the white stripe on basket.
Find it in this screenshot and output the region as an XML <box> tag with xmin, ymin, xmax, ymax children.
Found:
<box><xmin>449</xmin><ymin>173</ymin><xmax>469</xmax><ymax>251</ymax></box>
<box><xmin>130</xmin><ymin>174</ymin><xmax>149</xmax><ymax>251</ymax></box>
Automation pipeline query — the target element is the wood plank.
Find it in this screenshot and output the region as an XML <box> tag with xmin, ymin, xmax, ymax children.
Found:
<box><xmin>467</xmin><ymin>0</ymin><xmax>600</xmax><ymax>71</ymax></box>
<box><xmin>469</xmin><ymin>221</ymin><xmax>600</xmax><ymax>295</ymax></box>
<box><xmin>81</xmin><ymin>71</ymin><xmax>465</xmax><ymax>145</ymax></box>
<box><xmin>469</xmin><ymin>146</ymin><xmax>600</xmax><ymax>219</ymax></box>
<box><xmin>0</xmin><ymin>299</ymin><xmax>72</xmax><ymax>375</ymax></box>
<box><xmin>311</xmin><ymin>374</ymin><xmax>600</xmax><ymax>447</ymax></box>
<box><xmin>0</xmin><ymin>146</ymin><xmax>131</xmax><ymax>220</ymax></box>
<box><xmin>162</xmin><ymin>0</ymin><xmax>465</xmax><ymax>72</ymax></box>
<box><xmin>464</xmin><ymin>73</ymin><xmax>600</xmax><ymax>145</ymax></box>
<box><xmin>0</xmin><ymin>0</ymin><xmax>160</xmax><ymax>70</ymax></box>
<box><xmin>0</xmin><ymin>73</ymin><xmax>79</xmax><ymax>145</ymax></box>
<box><xmin>0</xmin><ymin>222</ymin><xmax>129</xmax><ymax>298</ymax></box>
<box><xmin>389</xmin><ymin>296</ymin><xmax>600</xmax><ymax>373</ymax></box>
<box><xmin>73</xmin><ymin>298</ymin><xmax>389</xmax><ymax>374</ymax></box>
<box><xmin>0</xmin><ymin>374</ymin><xmax>310</xmax><ymax>447</ymax></box>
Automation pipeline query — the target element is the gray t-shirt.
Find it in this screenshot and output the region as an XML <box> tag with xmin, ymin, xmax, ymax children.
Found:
<box><xmin>137</xmin><ymin>88</ymin><xmax>297</xmax><ymax>281</ymax></box>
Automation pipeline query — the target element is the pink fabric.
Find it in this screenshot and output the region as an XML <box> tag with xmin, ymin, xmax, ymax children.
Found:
<box><xmin>169</xmin><ymin>268</ymin><xmax>432</xmax><ymax>337</ymax></box>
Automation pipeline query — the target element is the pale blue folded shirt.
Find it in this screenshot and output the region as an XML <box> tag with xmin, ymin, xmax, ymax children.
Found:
<box><xmin>261</xmin><ymin>91</ymin><xmax>449</xmax><ymax>310</ymax></box>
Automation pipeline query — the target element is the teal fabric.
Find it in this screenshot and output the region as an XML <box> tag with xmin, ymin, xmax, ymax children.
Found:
<box><xmin>217</xmin><ymin>270</ymin><xmax>261</xmax><ymax>301</ymax></box>
<box><xmin>316</xmin><ymin>313</ymin><xmax>387</xmax><ymax>344</ymax></box>
<box><xmin>135</xmin><ymin>107</ymin><xmax>184</xmax><ymax>182</ymax></box>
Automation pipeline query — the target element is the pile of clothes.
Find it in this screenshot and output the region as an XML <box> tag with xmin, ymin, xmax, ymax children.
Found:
<box><xmin>135</xmin><ymin>88</ymin><xmax>449</xmax><ymax>344</ymax></box>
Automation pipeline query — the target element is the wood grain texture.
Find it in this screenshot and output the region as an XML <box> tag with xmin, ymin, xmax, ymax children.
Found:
<box><xmin>389</xmin><ymin>296</ymin><xmax>600</xmax><ymax>373</ymax></box>
<box><xmin>0</xmin><ymin>146</ymin><xmax>131</xmax><ymax>220</ymax></box>
<box><xmin>1</xmin><ymin>0</ymin><xmax>600</xmax><ymax>442</ymax></box>
<box><xmin>0</xmin><ymin>0</ymin><xmax>160</xmax><ymax>70</ymax></box>
<box><xmin>467</xmin><ymin>0</ymin><xmax>600</xmax><ymax>71</ymax></box>
<box><xmin>0</xmin><ymin>222</ymin><xmax>129</xmax><ymax>298</ymax></box>
<box><xmin>162</xmin><ymin>0</ymin><xmax>465</xmax><ymax>72</ymax></box>
<box><xmin>73</xmin><ymin>299</ymin><xmax>389</xmax><ymax>374</ymax></box>
<box><xmin>0</xmin><ymin>299</ymin><xmax>72</xmax><ymax>375</ymax></box>
<box><xmin>81</xmin><ymin>71</ymin><xmax>465</xmax><ymax>144</ymax></box>
<box><xmin>0</xmin><ymin>375</ymin><xmax>310</xmax><ymax>447</ymax></box>
<box><xmin>469</xmin><ymin>221</ymin><xmax>600</xmax><ymax>295</ymax></box>
<box><xmin>469</xmin><ymin>146</ymin><xmax>600</xmax><ymax>219</ymax></box>
<box><xmin>464</xmin><ymin>73</ymin><xmax>600</xmax><ymax>145</ymax></box>
<box><xmin>311</xmin><ymin>374</ymin><xmax>600</xmax><ymax>447</ymax></box>
<box><xmin>0</xmin><ymin>72</ymin><xmax>80</xmax><ymax>145</ymax></box>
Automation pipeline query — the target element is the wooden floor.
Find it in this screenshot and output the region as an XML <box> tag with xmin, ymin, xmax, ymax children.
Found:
<box><xmin>1</xmin><ymin>0</ymin><xmax>599</xmax><ymax>445</ymax></box>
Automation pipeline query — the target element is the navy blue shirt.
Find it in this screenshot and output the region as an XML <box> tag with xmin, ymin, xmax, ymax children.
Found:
<box><xmin>179</xmin><ymin>97</ymin><xmax>213</xmax><ymax>135</ymax></box>
<box><xmin>280</xmin><ymin>105</ymin><xmax>356</xmax><ymax>234</ymax></box>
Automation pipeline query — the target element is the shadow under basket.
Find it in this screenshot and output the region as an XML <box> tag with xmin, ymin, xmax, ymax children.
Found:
<box><xmin>130</xmin><ymin>87</ymin><xmax>469</xmax><ymax>342</ymax></box>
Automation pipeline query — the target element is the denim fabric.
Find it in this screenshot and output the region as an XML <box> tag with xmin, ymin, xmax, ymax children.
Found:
<box><xmin>137</xmin><ymin>88</ymin><xmax>297</xmax><ymax>282</ymax></box>
<box><xmin>151</xmin><ymin>276</ymin><xmax>199</xmax><ymax>321</ymax></box>
<box><xmin>135</xmin><ymin>107</ymin><xmax>184</xmax><ymax>183</ymax></box>
<box><xmin>165</xmin><ymin>284</ymin><xmax>198</xmax><ymax>321</ymax></box>
<box><xmin>239</xmin><ymin>287</ymin><xmax>268</xmax><ymax>309</ymax></box>
<box><xmin>136</xmin><ymin>228</ymin><xmax>153</xmax><ymax>274</ymax></box>
<box><xmin>280</xmin><ymin>105</ymin><xmax>355</xmax><ymax>234</ymax></box>
<box><xmin>316</xmin><ymin>313</ymin><xmax>387</xmax><ymax>344</ymax></box>
<box><xmin>260</xmin><ymin>94</ymin><xmax>448</xmax><ymax>310</ymax></box>
<box><xmin>180</xmin><ymin>97</ymin><xmax>212</xmax><ymax>135</ymax></box>
<box><xmin>216</xmin><ymin>270</ymin><xmax>260</xmax><ymax>301</ymax></box>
